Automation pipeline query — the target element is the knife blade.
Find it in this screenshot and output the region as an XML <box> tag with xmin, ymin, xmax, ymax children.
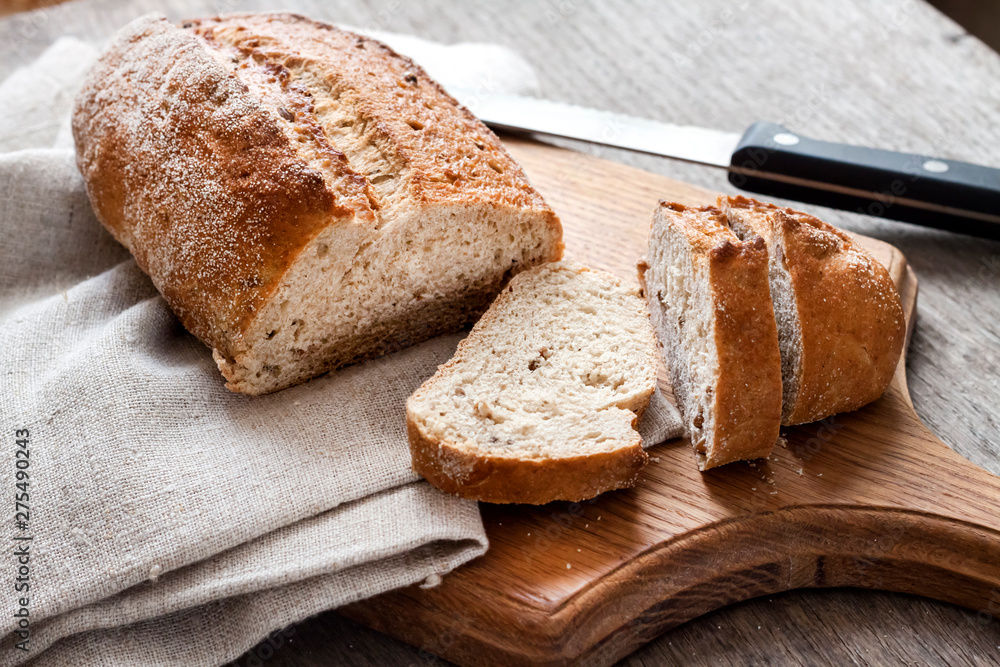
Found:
<box><xmin>454</xmin><ymin>90</ymin><xmax>1000</xmax><ymax>239</ymax></box>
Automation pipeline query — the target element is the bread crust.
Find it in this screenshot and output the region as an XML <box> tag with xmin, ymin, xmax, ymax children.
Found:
<box><xmin>722</xmin><ymin>196</ymin><xmax>905</xmax><ymax>425</ymax></box>
<box><xmin>72</xmin><ymin>13</ymin><xmax>562</xmax><ymax>391</ymax></box>
<box><xmin>705</xmin><ymin>230</ymin><xmax>784</xmax><ymax>466</ymax></box>
<box><xmin>73</xmin><ymin>15</ymin><xmax>345</xmax><ymax>357</ymax></box>
<box><xmin>407</xmin><ymin>414</ymin><xmax>648</xmax><ymax>505</ymax></box>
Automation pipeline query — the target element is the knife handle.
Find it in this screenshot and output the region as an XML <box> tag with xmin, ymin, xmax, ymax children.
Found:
<box><xmin>729</xmin><ymin>121</ymin><xmax>1000</xmax><ymax>239</ymax></box>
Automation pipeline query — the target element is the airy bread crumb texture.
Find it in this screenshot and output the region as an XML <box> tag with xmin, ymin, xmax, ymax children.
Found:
<box><xmin>407</xmin><ymin>260</ymin><xmax>659</xmax><ymax>504</ymax></box>
<box><xmin>218</xmin><ymin>204</ymin><xmax>555</xmax><ymax>394</ymax></box>
<box><xmin>643</xmin><ymin>207</ymin><xmax>721</xmax><ymax>467</ymax></box>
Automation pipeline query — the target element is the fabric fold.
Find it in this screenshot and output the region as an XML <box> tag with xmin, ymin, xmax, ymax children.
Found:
<box><xmin>0</xmin><ymin>32</ymin><xmax>682</xmax><ymax>667</ymax></box>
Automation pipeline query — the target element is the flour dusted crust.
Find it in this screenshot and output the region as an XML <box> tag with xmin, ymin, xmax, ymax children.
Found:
<box><xmin>721</xmin><ymin>196</ymin><xmax>905</xmax><ymax>425</ymax></box>
<box><xmin>72</xmin><ymin>13</ymin><xmax>562</xmax><ymax>394</ymax></box>
<box><xmin>643</xmin><ymin>197</ymin><xmax>905</xmax><ymax>472</ymax></box>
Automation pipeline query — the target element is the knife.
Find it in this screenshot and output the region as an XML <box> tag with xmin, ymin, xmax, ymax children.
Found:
<box><xmin>454</xmin><ymin>91</ymin><xmax>1000</xmax><ymax>239</ymax></box>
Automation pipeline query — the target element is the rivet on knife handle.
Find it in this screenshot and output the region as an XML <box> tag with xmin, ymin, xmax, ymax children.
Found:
<box><xmin>729</xmin><ymin>121</ymin><xmax>1000</xmax><ymax>239</ymax></box>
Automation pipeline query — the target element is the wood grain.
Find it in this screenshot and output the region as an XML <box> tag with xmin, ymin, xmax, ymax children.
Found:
<box><xmin>339</xmin><ymin>137</ymin><xmax>1000</xmax><ymax>666</ymax></box>
<box><xmin>3</xmin><ymin>1</ymin><xmax>1000</xmax><ymax>664</ymax></box>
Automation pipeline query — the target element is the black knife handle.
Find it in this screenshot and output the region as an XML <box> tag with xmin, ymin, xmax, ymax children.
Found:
<box><xmin>728</xmin><ymin>121</ymin><xmax>1000</xmax><ymax>239</ymax></box>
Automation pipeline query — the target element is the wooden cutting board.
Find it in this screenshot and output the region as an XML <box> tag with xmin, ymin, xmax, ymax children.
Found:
<box><xmin>342</xmin><ymin>137</ymin><xmax>1000</xmax><ymax>666</ymax></box>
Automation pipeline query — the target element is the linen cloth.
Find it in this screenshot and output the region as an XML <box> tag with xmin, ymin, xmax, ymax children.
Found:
<box><xmin>0</xmin><ymin>30</ymin><xmax>683</xmax><ymax>667</ymax></box>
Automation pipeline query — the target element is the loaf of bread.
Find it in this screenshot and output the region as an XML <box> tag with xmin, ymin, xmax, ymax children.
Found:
<box><xmin>638</xmin><ymin>202</ymin><xmax>783</xmax><ymax>470</ymax></box>
<box><xmin>720</xmin><ymin>196</ymin><xmax>905</xmax><ymax>425</ymax></box>
<box><xmin>407</xmin><ymin>261</ymin><xmax>659</xmax><ymax>504</ymax></box>
<box><xmin>72</xmin><ymin>13</ymin><xmax>563</xmax><ymax>394</ymax></box>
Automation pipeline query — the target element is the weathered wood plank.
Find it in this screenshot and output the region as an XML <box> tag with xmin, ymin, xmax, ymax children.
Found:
<box><xmin>2</xmin><ymin>1</ymin><xmax>999</xmax><ymax>665</ymax></box>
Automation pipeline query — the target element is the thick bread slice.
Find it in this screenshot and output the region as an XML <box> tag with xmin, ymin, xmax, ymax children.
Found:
<box><xmin>720</xmin><ymin>196</ymin><xmax>905</xmax><ymax>425</ymax></box>
<box><xmin>407</xmin><ymin>261</ymin><xmax>658</xmax><ymax>504</ymax></box>
<box><xmin>72</xmin><ymin>14</ymin><xmax>562</xmax><ymax>395</ymax></box>
<box><xmin>639</xmin><ymin>202</ymin><xmax>782</xmax><ymax>470</ymax></box>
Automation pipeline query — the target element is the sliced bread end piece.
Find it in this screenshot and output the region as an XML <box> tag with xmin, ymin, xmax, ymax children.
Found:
<box><xmin>406</xmin><ymin>260</ymin><xmax>658</xmax><ymax>504</ymax></box>
<box><xmin>720</xmin><ymin>195</ymin><xmax>906</xmax><ymax>425</ymax></box>
<box><xmin>641</xmin><ymin>202</ymin><xmax>782</xmax><ymax>470</ymax></box>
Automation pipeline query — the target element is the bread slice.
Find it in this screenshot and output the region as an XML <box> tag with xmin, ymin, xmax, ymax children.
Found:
<box><xmin>72</xmin><ymin>14</ymin><xmax>562</xmax><ymax>395</ymax></box>
<box><xmin>639</xmin><ymin>202</ymin><xmax>783</xmax><ymax>470</ymax></box>
<box><xmin>407</xmin><ymin>261</ymin><xmax>659</xmax><ymax>504</ymax></box>
<box><xmin>720</xmin><ymin>196</ymin><xmax>906</xmax><ymax>425</ymax></box>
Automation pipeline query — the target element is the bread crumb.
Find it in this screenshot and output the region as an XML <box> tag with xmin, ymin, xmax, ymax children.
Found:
<box><xmin>409</xmin><ymin>261</ymin><xmax>655</xmax><ymax>502</ymax></box>
<box><xmin>566</xmin><ymin>563</ymin><xmax>571</xmax><ymax>569</ymax></box>
<box><xmin>816</xmin><ymin>473</ymin><xmax>823</xmax><ymax>477</ymax></box>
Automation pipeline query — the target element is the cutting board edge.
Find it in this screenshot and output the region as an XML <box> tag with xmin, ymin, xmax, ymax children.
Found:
<box><xmin>342</xmin><ymin>502</ymin><xmax>1000</xmax><ymax>667</ymax></box>
<box><xmin>342</xmin><ymin>138</ymin><xmax>1000</xmax><ymax>667</ymax></box>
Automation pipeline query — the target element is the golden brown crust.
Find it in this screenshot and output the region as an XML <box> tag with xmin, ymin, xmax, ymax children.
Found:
<box><xmin>650</xmin><ymin>203</ymin><xmax>782</xmax><ymax>469</ymax></box>
<box><xmin>72</xmin><ymin>15</ymin><xmax>346</xmax><ymax>357</ymax></box>
<box><xmin>72</xmin><ymin>13</ymin><xmax>562</xmax><ymax>372</ymax></box>
<box><xmin>656</xmin><ymin>202</ymin><xmax>734</xmax><ymax>253</ymax></box>
<box><xmin>706</xmin><ymin>232</ymin><xmax>784</xmax><ymax>466</ymax></box>
<box><xmin>190</xmin><ymin>12</ymin><xmax>553</xmax><ymax>212</ymax></box>
<box><xmin>407</xmin><ymin>414</ymin><xmax>648</xmax><ymax>505</ymax></box>
<box><xmin>722</xmin><ymin>196</ymin><xmax>905</xmax><ymax>425</ymax></box>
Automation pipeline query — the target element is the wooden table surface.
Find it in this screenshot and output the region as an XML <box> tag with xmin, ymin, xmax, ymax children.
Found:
<box><xmin>2</xmin><ymin>0</ymin><xmax>999</xmax><ymax>664</ymax></box>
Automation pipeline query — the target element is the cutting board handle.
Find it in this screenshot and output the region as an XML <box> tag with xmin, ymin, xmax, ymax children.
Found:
<box><xmin>583</xmin><ymin>270</ymin><xmax>1000</xmax><ymax>662</ymax></box>
<box><xmin>584</xmin><ymin>504</ymin><xmax>1000</xmax><ymax>662</ymax></box>
<box><xmin>342</xmin><ymin>138</ymin><xmax>1000</xmax><ymax>667</ymax></box>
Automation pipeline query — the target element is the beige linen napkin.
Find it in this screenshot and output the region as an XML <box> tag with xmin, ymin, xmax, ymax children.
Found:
<box><xmin>0</xmin><ymin>33</ymin><xmax>682</xmax><ymax>667</ymax></box>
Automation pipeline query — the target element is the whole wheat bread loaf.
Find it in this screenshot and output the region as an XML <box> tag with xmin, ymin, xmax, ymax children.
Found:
<box><xmin>407</xmin><ymin>261</ymin><xmax>659</xmax><ymax>504</ymax></box>
<box><xmin>72</xmin><ymin>13</ymin><xmax>563</xmax><ymax>395</ymax></box>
